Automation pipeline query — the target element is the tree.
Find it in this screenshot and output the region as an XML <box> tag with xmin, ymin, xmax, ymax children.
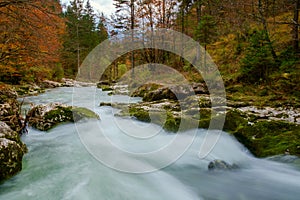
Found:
<box><xmin>293</xmin><ymin>0</ymin><xmax>300</xmax><ymax>53</ymax></box>
<box><xmin>0</xmin><ymin>0</ymin><xmax>65</xmax><ymax>82</ymax></box>
<box><xmin>97</xmin><ymin>13</ymin><xmax>109</xmax><ymax>43</ymax></box>
<box><xmin>62</xmin><ymin>0</ymin><xmax>82</xmax><ymax>76</ymax></box>
<box><xmin>62</xmin><ymin>0</ymin><xmax>108</xmax><ymax>77</ymax></box>
<box><xmin>240</xmin><ymin>30</ymin><xmax>276</xmax><ymax>83</ymax></box>
<box><xmin>112</xmin><ymin>0</ymin><xmax>137</xmax><ymax>77</ymax></box>
<box><xmin>194</xmin><ymin>14</ymin><xmax>217</xmax><ymax>50</ymax></box>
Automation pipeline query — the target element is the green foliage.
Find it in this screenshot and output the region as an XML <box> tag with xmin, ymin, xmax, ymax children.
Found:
<box><xmin>239</xmin><ymin>30</ymin><xmax>276</xmax><ymax>84</ymax></box>
<box><xmin>52</xmin><ymin>63</ymin><xmax>64</xmax><ymax>81</ymax></box>
<box><xmin>62</xmin><ymin>0</ymin><xmax>108</xmax><ymax>77</ymax></box>
<box><xmin>118</xmin><ymin>64</ymin><xmax>127</xmax><ymax>77</ymax></box>
<box><xmin>278</xmin><ymin>47</ymin><xmax>298</xmax><ymax>72</ymax></box>
<box><xmin>194</xmin><ymin>15</ymin><xmax>217</xmax><ymax>48</ymax></box>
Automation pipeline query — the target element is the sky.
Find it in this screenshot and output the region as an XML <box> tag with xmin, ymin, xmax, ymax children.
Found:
<box><xmin>61</xmin><ymin>0</ymin><xmax>115</xmax><ymax>17</ymax></box>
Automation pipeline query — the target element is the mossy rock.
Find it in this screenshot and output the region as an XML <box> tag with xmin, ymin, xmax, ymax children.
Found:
<box><xmin>130</xmin><ymin>83</ymin><xmax>163</xmax><ymax>100</ymax></box>
<box><xmin>223</xmin><ymin>109</ymin><xmax>248</xmax><ymax>132</ymax></box>
<box><xmin>197</xmin><ymin>108</ymin><xmax>212</xmax><ymax>129</ymax></box>
<box><xmin>15</xmin><ymin>84</ymin><xmax>45</xmax><ymax>96</ymax></box>
<box><xmin>28</xmin><ymin>103</ymin><xmax>99</xmax><ymax>131</ymax></box>
<box><xmin>100</xmin><ymin>85</ymin><xmax>114</xmax><ymax>91</ymax></box>
<box><xmin>72</xmin><ymin>107</ymin><xmax>100</xmax><ymax>121</ymax></box>
<box><xmin>0</xmin><ymin>121</ymin><xmax>27</xmax><ymax>182</ymax></box>
<box><xmin>162</xmin><ymin>112</ymin><xmax>181</xmax><ymax>133</ymax></box>
<box><xmin>129</xmin><ymin>107</ymin><xmax>151</xmax><ymax>122</ymax></box>
<box><xmin>234</xmin><ymin>121</ymin><xmax>300</xmax><ymax>157</ymax></box>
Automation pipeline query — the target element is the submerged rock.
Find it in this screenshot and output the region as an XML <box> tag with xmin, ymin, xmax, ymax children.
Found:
<box><xmin>27</xmin><ymin>103</ymin><xmax>100</xmax><ymax>131</ymax></box>
<box><xmin>267</xmin><ymin>154</ymin><xmax>300</xmax><ymax>164</ymax></box>
<box><xmin>0</xmin><ymin>121</ymin><xmax>27</xmax><ymax>181</ymax></box>
<box><xmin>208</xmin><ymin>160</ymin><xmax>239</xmax><ymax>171</ymax></box>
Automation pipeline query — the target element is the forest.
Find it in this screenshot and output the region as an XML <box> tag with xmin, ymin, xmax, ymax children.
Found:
<box><xmin>0</xmin><ymin>0</ymin><xmax>299</xmax><ymax>107</ymax></box>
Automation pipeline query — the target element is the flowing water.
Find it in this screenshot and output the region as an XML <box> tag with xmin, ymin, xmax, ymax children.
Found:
<box><xmin>1</xmin><ymin>87</ymin><xmax>300</xmax><ymax>200</ymax></box>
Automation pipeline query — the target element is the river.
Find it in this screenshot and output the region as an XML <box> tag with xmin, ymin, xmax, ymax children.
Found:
<box><xmin>0</xmin><ymin>87</ymin><xmax>300</xmax><ymax>200</ymax></box>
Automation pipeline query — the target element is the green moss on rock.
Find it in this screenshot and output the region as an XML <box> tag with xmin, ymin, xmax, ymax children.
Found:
<box><xmin>129</xmin><ymin>107</ymin><xmax>151</xmax><ymax>122</ymax></box>
<box><xmin>100</xmin><ymin>85</ymin><xmax>113</xmax><ymax>91</ymax></box>
<box><xmin>28</xmin><ymin>103</ymin><xmax>100</xmax><ymax>131</ymax></box>
<box><xmin>72</xmin><ymin>107</ymin><xmax>100</xmax><ymax>121</ymax></box>
<box><xmin>163</xmin><ymin>112</ymin><xmax>181</xmax><ymax>133</ymax></box>
<box><xmin>131</xmin><ymin>83</ymin><xmax>163</xmax><ymax>100</ymax></box>
<box><xmin>234</xmin><ymin>121</ymin><xmax>300</xmax><ymax>157</ymax></box>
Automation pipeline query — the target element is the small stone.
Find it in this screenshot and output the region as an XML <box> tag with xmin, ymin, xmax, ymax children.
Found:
<box><xmin>208</xmin><ymin>160</ymin><xmax>239</xmax><ymax>171</ymax></box>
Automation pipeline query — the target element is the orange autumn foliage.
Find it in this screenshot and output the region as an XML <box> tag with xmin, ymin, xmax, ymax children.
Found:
<box><xmin>0</xmin><ymin>0</ymin><xmax>65</xmax><ymax>82</ymax></box>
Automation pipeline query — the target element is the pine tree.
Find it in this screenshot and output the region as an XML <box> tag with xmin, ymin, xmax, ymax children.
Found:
<box><xmin>62</xmin><ymin>0</ymin><xmax>108</xmax><ymax>77</ymax></box>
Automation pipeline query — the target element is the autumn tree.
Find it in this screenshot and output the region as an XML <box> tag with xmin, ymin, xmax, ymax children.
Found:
<box><xmin>0</xmin><ymin>0</ymin><xmax>65</xmax><ymax>83</ymax></box>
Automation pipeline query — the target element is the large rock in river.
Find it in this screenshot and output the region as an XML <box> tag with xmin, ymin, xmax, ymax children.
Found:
<box><xmin>0</xmin><ymin>121</ymin><xmax>27</xmax><ymax>181</ymax></box>
<box><xmin>131</xmin><ymin>83</ymin><xmax>202</xmax><ymax>102</ymax></box>
<box><xmin>27</xmin><ymin>103</ymin><xmax>100</xmax><ymax>131</ymax></box>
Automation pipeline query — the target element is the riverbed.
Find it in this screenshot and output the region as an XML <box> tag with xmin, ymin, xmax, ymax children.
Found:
<box><xmin>0</xmin><ymin>87</ymin><xmax>300</xmax><ymax>200</ymax></box>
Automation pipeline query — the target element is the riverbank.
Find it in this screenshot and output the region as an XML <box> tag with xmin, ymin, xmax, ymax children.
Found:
<box><xmin>0</xmin><ymin>84</ymin><xmax>28</xmax><ymax>181</ymax></box>
<box><xmin>0</xmin><ymin>80</ymin><xmax>98</xmax><ymax>182</ymax></box>
<box><xmin>101</xmin><ymin>82</ymin><xmax>300</xmax><ymax>158</ymax></box>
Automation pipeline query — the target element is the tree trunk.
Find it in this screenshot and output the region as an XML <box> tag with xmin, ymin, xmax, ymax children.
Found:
<box><xmin>258</xmin><ymin>0</ymin><xmax>277</xmax><ymax>61</ymax></box>
<box><xmin>130</xmin><ymin>0</ymin><xmax>135</xmax><ymax>78</ymax></box>
<box><xmin>293</xmin><ymin>0</ymin><xmax>300</xmax><ymax>53</ymax></box>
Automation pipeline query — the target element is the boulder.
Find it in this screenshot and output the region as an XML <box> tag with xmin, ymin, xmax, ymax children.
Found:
<box><xmin>62</xmin><ymin>78</ymin><xmax>95</xmax><ymax>87</ymax></box>
<box><xmin>191</xmin><ymin>82</ymin><xmax>209</xmax><ymax>95</ymax></box>
<box><xmin>15</xmin><ymin>84</ymin><xmax>45</xmax><ymax>96</ymax></box>
<box><xmin>0</xmin><ymin>121</ymin><xmax>27</xmax><ymax>181</ymax></box>
<box><xmin>131</xmin><ymin>83</ymin><xmax>163</xmax><ymax>99</ymax></box>
<box><xmin>0</xmin><ymin>87</ymin><xmax>23</xmax><ymax>132</ymax></box>
<box><xmin>97</xmin><ymin>80</ymin><xmax>112</xmax><ymax>87</ymax></box>
<box><xmin>27</xmin><ymin>103</ymin><xmax>100</xmax><ymax>131</ymax></box>
<box><xmin>41</xmin><ymin>80</ymin><xmax>62</xmax><ymax>88</ymax></box>
<box><xmin>97</xmin><ymin>80</ymin><xmax>114</xmax><ymax>91</ymax></box>
<box><xmin>100</xmin><ymin>102</ymin><xmax>112</xmax><ymax>107</ymax></box>
<box><xmin>61</xmin><ymin>78</ymin><xmax>75</xmax><ymax>87</ymax></box>
<box><xmin>208</xmin><ymin>160</ymin><xmax>239</xmax><ymax>171</ymax></box>
<box><xmin>132</xmin><ymin>83</ymin><xmax>195</xmax><ymax>102</ymax></box>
